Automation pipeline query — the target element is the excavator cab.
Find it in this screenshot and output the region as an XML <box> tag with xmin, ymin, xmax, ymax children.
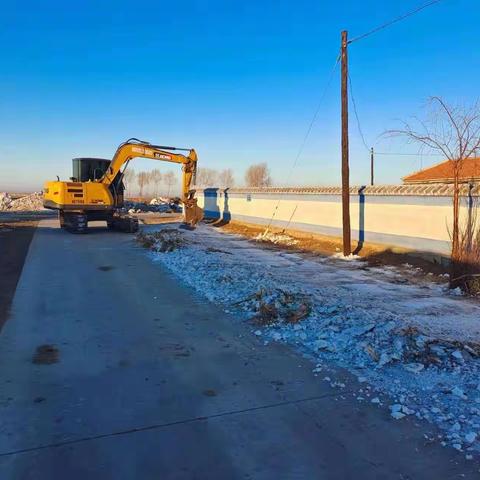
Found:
<box><xmin>72</xmin><ymin>158</ymin><xmax>111</xmax><ymax>182</ymax></box>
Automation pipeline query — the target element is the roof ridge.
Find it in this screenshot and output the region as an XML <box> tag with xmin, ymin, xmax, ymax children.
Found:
<box><xmin>402</xmin><ymin>157</ymin><xmax>450</xmax><ymax>182</ymax></box>
<box><xmin>403</xmin><ymin>157</ymin><xmax>480</xmax><ymax>183</ymax></box>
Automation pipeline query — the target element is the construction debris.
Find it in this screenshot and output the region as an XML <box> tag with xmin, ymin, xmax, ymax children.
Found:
<box><xmin>0</xmin><ymin>192</ymin><xmax>45</xmax><ymax>211</ymax></box>
<box><xmin>136</xmin><ymin>229</ymin><xmax>186</xmax><ymax>252</ymax></box>
<box><xmin>0</xmin><ymin>193</ymin><xmax>12</xmax><ymax>210</ymax></box>
<box><xmin>126</xmin><ymin>198</ymin><xmax>181</xmax><ymax>214</ymax></box>
<box><xmin>237</xmin><ymin>288</ymin><xmax>312</xmax><ymax>325</ymax></box>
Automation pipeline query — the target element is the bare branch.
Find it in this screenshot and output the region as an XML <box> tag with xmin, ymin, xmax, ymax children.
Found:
<box><xmin>386</xmin><ymin>97</ymin><xmax>480</xmax><ymax>266</ymax></box>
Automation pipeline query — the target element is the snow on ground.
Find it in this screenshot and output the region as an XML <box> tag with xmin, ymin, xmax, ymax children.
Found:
<box><xmin>140</xmin><ymin>222</ymin><xmax>480</xmax><ymax>457</ymax></box>
<box><xmin>254</xmin><ymin>231</ymin><xmax>299</xmax><ymax>246</ymax></box>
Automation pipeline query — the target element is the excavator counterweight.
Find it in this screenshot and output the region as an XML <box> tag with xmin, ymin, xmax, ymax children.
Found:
<box><xmin>43</xmin><ymin>139</ymin><xmax>204</xmax><ymax>233</ymax></box>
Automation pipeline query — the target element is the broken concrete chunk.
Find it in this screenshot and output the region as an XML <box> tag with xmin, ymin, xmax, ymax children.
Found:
<box><xmin>451</xmin><ymin>387</ymin><xmax>468</xmax><ymax>400</ymax></box>
<box><xmin>451</xmin><ymin>350</ymin><xmax>464</xmax><ymax>362</ymax></box>
<box><xmin>377</xmin><ymin>352</ymin><xmax>392</xmax><ymax>367</ymax></box>
<box><xmin>314</xmin><ymin>339</ymin><xmax>330</xmax><ymax>351</ymax></box>
<box><xmin>403</xmin><ymin>363</ymin><xmax>425</xmax><ymax>374</ymax></box>
<box><xmin>465</xmin><ymin>432</ymin><xmax>477</xmax><ymax>444</ymax></box>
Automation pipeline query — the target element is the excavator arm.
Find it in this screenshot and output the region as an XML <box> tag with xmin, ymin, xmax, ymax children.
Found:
<box><xmin>102</xmin><ymin>139</ymin><xmax>203</xmax><ymax>226</ymax></box>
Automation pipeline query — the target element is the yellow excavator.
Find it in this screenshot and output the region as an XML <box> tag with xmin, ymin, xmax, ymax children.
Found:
<box><xmin>43</xmin><ymin>138</ymin><xmax>204</xmax><ymax>233</ymax></box>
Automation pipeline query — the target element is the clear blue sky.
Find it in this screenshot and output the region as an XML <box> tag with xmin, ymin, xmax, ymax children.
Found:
<box><xmin>0</xmin><ymin>0</ymin><xmax>478</xmax><ymax>191</ymax></box>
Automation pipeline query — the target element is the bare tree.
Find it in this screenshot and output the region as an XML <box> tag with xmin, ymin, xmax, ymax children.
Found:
<box><xmin>150</xmin><ymin>169</ymin><xmax>162</xmax><ymax>197</ymax></box>
<box><xmin>137</xmin><ymin>171</ymin><xmax>150</xmax><ymax>198</ymax></box>
<box><xmin>196</xmin><ymin>168</ymin><xmax>218</xmax><ymax>187</ymax></box>
<box><xmin>163</xmin><ymin>170</ymin><xmax>176</xmax><ymax>197</ymax></box>
<box><xmin>218</xmin><ymin>168</ymin><xmax>235</xmax><ymax>187</ymax></box>
<box><xmin>388</xmin><ymin>97</ymin><xmax>480</xmax><ymax>284</ymax></box>
<box><xmin>123</xmin><ymin>168</ymin><xmax>136</xmax><ymax>197</ymax></box>
<box><xmin>245</xmin><ymin>163</ymin><xmax>272</xmax><ymax>187</ymax></box>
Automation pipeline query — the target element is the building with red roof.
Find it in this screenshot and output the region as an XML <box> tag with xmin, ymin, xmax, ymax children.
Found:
<box><xmin>403</xmin><ymin>157</ymin><xmax>480</xmax><ymax>184</ymax></box>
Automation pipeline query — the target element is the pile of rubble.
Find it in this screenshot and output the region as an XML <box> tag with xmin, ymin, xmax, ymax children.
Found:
<box><xmin>126</xmin><ymin>198</ymin><xmax>182</xmax><ymax>214</ymax></box>
<box><xmin>136</xmin><ymin>229</ymin><xmax>186</xmax><ymax>252</ymax></box>
<box><xmin>236</xmin><ymin>288</ymin><xmax>312</xmax><ymax>325</ymax></box>
<box><xmin>149</xmin><ymin>197</ymin><xmax>170</xmax><ymax>206</ymax></box>
<box><xmin>0</xmin><ymin>193</ymin><xmax>12</xmax><ymax>210</ymax></box>
<box><xmin>0</xmin><ymin>192</ymin><xmax>45</xmax><ymax>211</ymax></box>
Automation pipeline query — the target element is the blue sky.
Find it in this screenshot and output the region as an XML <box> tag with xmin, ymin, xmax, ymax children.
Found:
<box><xmin>0</xmin><ymin>0</ymin><xmax>478</xmax><ymax>191</ymax></box>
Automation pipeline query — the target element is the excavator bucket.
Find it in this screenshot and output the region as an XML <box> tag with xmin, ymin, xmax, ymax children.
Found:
<box><xmin>182</xmin><ymin>190</ymin><xmax>204</xmax><ymax>227</ymax></box>
<box><xmin>183</xmin><ymin>202</ymin><xmax>204</xmax><ymax>227</ymax></box>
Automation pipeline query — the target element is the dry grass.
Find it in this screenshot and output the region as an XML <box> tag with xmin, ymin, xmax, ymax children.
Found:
<box><xmin>219</xmin><ymin>220</ymin><xmax>450</xmax><ymax>278</ymax></box>
<box><xmin>451</xmin><ymin>230</ymin><xmax>480</xmax><ymax>295</ymax></box>
<box><xmin>136</xmin><ymin>229</ymin><xmax>186</xmax><ymax>252</ymax></box>
<box><xmin>449</xmin><ymin>200</ymin><xmax>480</xmax><ymax>295</ymax></box>
<box><xmin>246</xmin><ymin>288</ymin><xmax>312</xmax><ymax>326</ymax></box>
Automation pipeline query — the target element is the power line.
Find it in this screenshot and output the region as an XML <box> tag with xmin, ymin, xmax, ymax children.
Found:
<box><xmin>287</xmin><ymin>52</ymin><xmax>341</xmax><ymax>175</ymax></box>
<box><xmin>264</xmin><ymin>52</ymin><xmax>341</xmax><ymax>232</ymax></box>
<box><xmin>375</xmin><ymin>152</ymin><xmax>443</xmax><ymax>156</ymax></box>
<box><xmin>348</xmin><ymin>73</ymin><xmax>370</xmax><ymax>153</ymax></box>
<box><xmin>348</xmin><ymin>0</ymin><xmax>445</xmax><ymax>44</ymax></box>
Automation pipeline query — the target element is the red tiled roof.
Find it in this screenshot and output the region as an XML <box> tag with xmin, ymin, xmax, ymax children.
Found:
<box><xmin>403</xmin><ymin>157</ymin><xmax>480</xmax><ymax>184</ymax></box>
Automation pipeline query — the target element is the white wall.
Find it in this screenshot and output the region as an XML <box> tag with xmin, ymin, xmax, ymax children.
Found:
<box><xmin>197</xmin><ymin>185</ymin><xmax>479</xmax><ymax>256</ymax></box>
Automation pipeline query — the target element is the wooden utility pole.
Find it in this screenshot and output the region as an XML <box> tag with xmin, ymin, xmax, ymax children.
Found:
<box><xmin>341</xmin><ymin>30</ymin><xmax>351</xmax><ymax>256</ymax></box>
<box><xmin>370</xmin><ymin>147</ymin><xmax>374</xmax><ymax>186</ymax></box>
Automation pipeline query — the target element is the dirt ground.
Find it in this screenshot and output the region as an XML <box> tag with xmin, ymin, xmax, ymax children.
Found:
<box><xmin>136</xmin><ymin>212</ymin><xmax>182</xmax><ymax>225</ymax></box>
<box><xmin>0</xmin><ymin>213</ymin><xmax>51</xmax><ymax>330</ymax></box>
<box><xmin>134</xmin><ymin>213</ymin><xmax>451</xmax><ymax>280</ymax></box>
<box><xmin>212</xmin><ymin>219</ymin><xmax>451</xmax><ymax>279</ymax></box>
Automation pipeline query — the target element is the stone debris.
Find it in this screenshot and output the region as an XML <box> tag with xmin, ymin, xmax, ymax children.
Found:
<box><xmin>0</xmin><ymin>192</ymin><xmax>12</xmax><ymax>209</ymax></box>
<box><xmin>451</xmin><ymin>387</ymin><xmax>468</xmax><ymax>400</ymax></box>
<box><xmin>465</xmin><ymin>432</ymin><xmax>477</xmax><ymax>444</ymax></box>
<box><xmin>126</xmin><ymin>198</ymin><xmax>181</xmax><ymax>214</ymax></box>
<box><xmin>403</xmin><ymin>363</ymin><xmax>425</xmax><ymax>374</ymax></box>
<box><xmin>136</xmin><ymin>229</ymin><xmax>186</xmax><ymax>252</ymax></box>
<box><xmin>390</xmin><ymin>403</ymin><xmax>415</xmax><ymax>419</ymax></box>
<box><xmin>0</xmin><ymin>192</ymin><xmax>44</xmax><ymax>211</ymax></box>
<box><xmin>390</xmin><ymin>404</ymin><xmax>406</xmax><ymax>420</ymax></box>
<box><xmin>150</xmin><ymin>197</ymin><xmax>170</xmax><ymax>205</ymax></box>
<box><xmin>235</xmin><ymin>288</ymin><xmax>312</xmax><ymax>326</ymax></box>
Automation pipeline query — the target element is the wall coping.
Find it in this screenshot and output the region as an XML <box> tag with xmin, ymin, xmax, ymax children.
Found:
<box><xmin>195</xmin><ymin>183</ymin><xmax>480</xmax><ymax>197</ymax></box>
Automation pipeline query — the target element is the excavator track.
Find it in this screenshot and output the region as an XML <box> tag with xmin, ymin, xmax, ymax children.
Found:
<box><xmin>107</xmin><ymin>215</ymin><xmax>139</xmax><ymax>233</ymax></box>
<box><xmin>62</xmin><ymin>212</ymin><xmax>88</xmax><ymax>234</ymax></box>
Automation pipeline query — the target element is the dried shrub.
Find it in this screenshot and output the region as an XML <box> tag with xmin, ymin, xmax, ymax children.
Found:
<box><xmin>249</xmin><ymin>288</ymin><xmax>312</xmax><ymax>325</ymax></box>
<box><xmin>136</xmin><ymin>229</ymin><xmax>186</xmax><ymax>252</ymax></box>
<box><xmin>450</xmin><ymin>199</ymin><xmax>480</xmax><ymax>295</ymax></box>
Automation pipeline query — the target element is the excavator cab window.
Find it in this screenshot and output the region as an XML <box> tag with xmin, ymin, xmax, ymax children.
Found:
<box><xmin>72</xmin><ymin>158</ymin><xmax>111</xmax><ymax>182</ymax></box>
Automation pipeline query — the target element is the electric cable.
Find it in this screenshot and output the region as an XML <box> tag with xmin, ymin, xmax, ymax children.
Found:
<box><xmin>264</xmin><ymin>51</ymin><xmax>341</xmax><ymax>233</ymax></box>
<box><xmin>348</xmin><ymin>0</ymin><xmax>445</xmax><ymax>44</ymax></box>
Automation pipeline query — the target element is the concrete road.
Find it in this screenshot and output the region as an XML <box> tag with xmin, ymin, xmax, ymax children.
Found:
<box><xmin>0</xmin><ymin>219</ymin><xmax>477</xmax><ymax>479</ymax></box>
